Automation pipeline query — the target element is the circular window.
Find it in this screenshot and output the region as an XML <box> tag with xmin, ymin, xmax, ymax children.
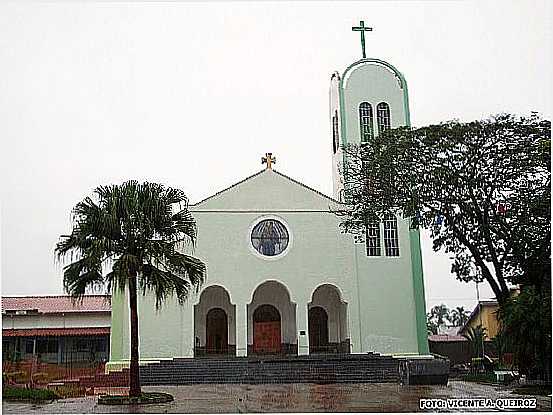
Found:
<box><xmin>251</xmin><ymin>219</ymin><xmax>289</xmax><ymax>257</ymax></box>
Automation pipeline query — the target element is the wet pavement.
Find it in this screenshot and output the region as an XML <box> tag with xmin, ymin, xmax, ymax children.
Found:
<box><xmin>3</xmin><ymin>381</ymin><xmax>551</xmax><ymax>413</ymax></box>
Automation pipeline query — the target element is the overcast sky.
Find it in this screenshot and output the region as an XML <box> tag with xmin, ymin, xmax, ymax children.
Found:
<box><xmin>1</xmin><ymin>1</ymin><xmax>551</xmax><ymax>313</ymax></box>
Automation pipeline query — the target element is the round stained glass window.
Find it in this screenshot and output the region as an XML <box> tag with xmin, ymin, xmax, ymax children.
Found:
<box><xmin>251</xmin><ymin>219</ymin><xmax>289</xmax><ymax>257</ymax></box>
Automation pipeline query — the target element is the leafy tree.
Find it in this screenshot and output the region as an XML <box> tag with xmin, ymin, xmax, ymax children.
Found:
<box><xmin>498</xmin><ymin>286</ymin><xmax>551</xmax><ymax>380</ymax></box>
<box><xmin>450</xmin><ymin>306</ymin><xmax>470</xmax><ymax>327</ymax></box>
<box><xmin>337</xmin><ymin>114</ymin><xmax>550</xmax><ymax>305</ymax></box>
<box><xmin>55</xmin><ymin>181</ymin><xmax>206</xmax><ymax>397</ymax></box>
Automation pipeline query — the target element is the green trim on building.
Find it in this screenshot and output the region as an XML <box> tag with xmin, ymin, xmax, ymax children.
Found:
<box><xmin>401</xmin><ymin>76</ymin><xmax>427</xmax><ymax>354</ymax></box>
<box><xmin>409</xmin><ymin>228</ymin><xmax>429</xmax><ymax>354</ymax></box>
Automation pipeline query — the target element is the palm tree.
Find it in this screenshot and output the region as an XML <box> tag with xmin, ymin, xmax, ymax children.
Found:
<box><xmin>450</xmin><ymin>306</ymin><xmax>470</xmax><ymax>326</ymax></box>
<box><xmin>55</xmin><ymin>181</ymin><xmax>206</xmax><ymax>397</ymax></box>
<box><xmin>430</xmin><ymin>304</ymin><xmax>450</xmax><ymax>327</ymax></box>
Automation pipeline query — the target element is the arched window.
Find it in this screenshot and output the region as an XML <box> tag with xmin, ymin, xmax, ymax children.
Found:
<box><xmin>365</xmin><ymin>220</ymin><xmax>381</xmax><ymax>257</ymax></box>
<box><xmin>383</xmin><ymin>213</ymin><xmax>399</xmax><ymax>257</ymax></box>
<box><xmin>358</xmin><ymin>102</ymin><xmax>374</xmax><ymax>142</ymax></box>
<box><xmin>332</xmin><ymin>110</ymin><xmax>339</xmax><ymax>154</ymax></box>
<box><xmin>377</xmin><ymin>102</ymin><xmax>391</xmax><ymax>134</ymax></box>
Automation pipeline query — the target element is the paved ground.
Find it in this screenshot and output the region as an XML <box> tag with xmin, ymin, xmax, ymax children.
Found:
<box><xmin>3</xmin><ymin>381</ymin><xmax>551</xmax><ymax>413</ymax></box>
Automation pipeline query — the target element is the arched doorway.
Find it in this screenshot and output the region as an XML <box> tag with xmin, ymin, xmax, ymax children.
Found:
<box><xmin>309</xmin><ymin>284</ymin><xmax>349</xmax><ymax>354</ymax></box>
<box><xmin>308</xmin><ymin>306</ymin><xmax>329</xmax><ymax>353</ymax></box>
<box><xmin>194</xmin><ymin>285</ymin><xmax>236</xmax><ymax>356</ymax></box>
<box><xmin>206</xmin><ymin>308</ymin><xmax>228</xmax><ymax>354</ymax></box>
<box><xmin>253</xmin><ymin>304</ymin><xmax>281</xmax><ymax>354</ymax></box>
<box><xmin>247</xmin><ymin>280</ymin><xmax>297</xmax><ymax>355</ymax></box>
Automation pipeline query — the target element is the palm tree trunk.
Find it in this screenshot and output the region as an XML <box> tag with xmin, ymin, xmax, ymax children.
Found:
<box><xmin>128</xmin><ymin>276</ymin><xmax>141</xmax><ymax>397</ymax></box>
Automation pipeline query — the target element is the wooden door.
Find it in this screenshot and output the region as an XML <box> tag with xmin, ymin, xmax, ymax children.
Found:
<box><xmin>309</xmin><ymin>306</ymin><xmax>329</xmax><ymax>353</ymax></box>
<box><xmin>206</xmin><ymin>308</ymin><xmax>228</xmax><ymax>354</ymax></box>
<box><xmin>254</xmin><ymin>321</ymin><xmax>281</xmax><ymax>353</ymax></box>
<box><xmin>253</xmin><ymin>304</ymin><xmax>282</xmax><ymax>354</ymax></box>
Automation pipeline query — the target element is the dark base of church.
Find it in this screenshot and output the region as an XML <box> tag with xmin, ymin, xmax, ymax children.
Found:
<box><xmin>139</xmin><ymin>353</ymin><xmax>449</xmax><ymax>386</ymax></box>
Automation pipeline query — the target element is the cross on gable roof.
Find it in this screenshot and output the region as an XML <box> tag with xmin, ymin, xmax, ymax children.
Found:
<box><xmin>191</xmin><ymin>168</ymin><xmax>340</xmax><ymax>211</ymax></box>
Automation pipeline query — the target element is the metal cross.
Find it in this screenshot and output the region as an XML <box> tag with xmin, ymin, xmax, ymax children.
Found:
<box><xmin>352</xmin><ymin>20</ymin><xmax>373</xmax><ymax>59</ymax></box>
<box><xmin>261</xmin><ymin>153</ymin><xmax>276</xmax><ymax>170</ymax></box>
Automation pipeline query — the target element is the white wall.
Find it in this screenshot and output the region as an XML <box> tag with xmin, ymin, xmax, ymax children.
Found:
<box><xmin>2</xmin><ymin>312</ymin><xmax>110</xmax><ymax>330</ymax></box>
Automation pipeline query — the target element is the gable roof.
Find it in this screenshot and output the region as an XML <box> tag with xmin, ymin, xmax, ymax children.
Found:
<box><xmin>459</xmin><ymin>300</ymin><xmax>499</xmax><ymax>335</ymax></box>
<box><xmin>192</xmin><ymin>168</ymin><xmax>340</xmax><ymax>211</ymax></box>
<box><xmin>1</xmin><ymin>295</ymin><xmax>111</xmax><ymax>314</ymax></box>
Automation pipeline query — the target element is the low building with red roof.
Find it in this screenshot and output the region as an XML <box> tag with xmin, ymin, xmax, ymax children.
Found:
<box><xmin>2</xmin><ymin>295</ymin><xmax>111</xmax><ymax>365</ymax></box>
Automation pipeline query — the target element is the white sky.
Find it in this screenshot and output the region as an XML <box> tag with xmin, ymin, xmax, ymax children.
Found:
<box><xmin>1</xmin><ymin>1</ymin><xmax>551</xmax><ymax>314</ymax></box>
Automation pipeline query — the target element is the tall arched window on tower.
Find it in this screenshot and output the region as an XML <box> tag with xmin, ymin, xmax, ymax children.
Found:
<box><xmin>377</xmin><ymin>102</ymin><xmax>391</xmax><ymax>135</ymax></box>
<box><xmin>383</xmin><ymin>213</ymin><xmax>400</xmax><ymax>257</ymax></box>
<box><xmin>332</xmin><ymin>110</ymin><xmax>339</xmax><ymax>154</ymax></box>
<box><xmin>365</xmin><ymin>219</ymin><xmax>381</xmax><ymax>257</ymax></box>
<box><xmin>358</xmin><ymin>102</ymin><xmax>374</xmax><ymax>142</ymax></box>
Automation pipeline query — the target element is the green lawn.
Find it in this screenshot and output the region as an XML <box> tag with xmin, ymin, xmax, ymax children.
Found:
<box><xmin>2</xmin><ymin>387</ymin><xmax>60</xmax><ymax>402</ymax></box>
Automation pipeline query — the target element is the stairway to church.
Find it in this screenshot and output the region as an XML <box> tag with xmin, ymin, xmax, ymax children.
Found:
<box><xmin>139</xmin><ymin>353</ymin><xmax>399</xmax><ymax>385</ymax></box>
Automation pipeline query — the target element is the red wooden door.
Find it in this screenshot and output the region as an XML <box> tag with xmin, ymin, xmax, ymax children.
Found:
<box><xmin>253</xmin><ymin>321</ymin><xmax>281</xmax><ymax>353</ymax></box>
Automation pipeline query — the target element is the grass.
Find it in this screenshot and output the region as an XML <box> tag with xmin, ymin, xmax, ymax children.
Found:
<box><xmin>2</xmin><ymin>386</ymin><xmax>60</xmax><ymax>402</ymax></box>
<box><xmin>513</xmin><ymin>385</ymin><xmax>552</xmax><ymax>396</ymax></box>
<box><xmin>98</xmin><ymin>392</ymin><xmax>174</xmax><ymax>405</ymax></box>
<box><xmin>461</xmin><ymin>373</ymin><xmax>498</xmax><ymax>384</ymax></box>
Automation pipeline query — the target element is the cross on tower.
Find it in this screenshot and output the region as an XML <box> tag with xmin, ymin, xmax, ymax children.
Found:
<box><xmin>352</xmin><ymin>20</ymin><xmax>373</xmax><ymax>59</ymax></box>
<box><xmin>261</xmin><ymin>153</ymin><xmax>276</xmax><ymax>170</ymax></box>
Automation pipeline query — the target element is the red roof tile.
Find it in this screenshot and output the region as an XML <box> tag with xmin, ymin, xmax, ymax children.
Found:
<box><xmin>1</xmin><ymin>295</ymin><xmax>111</xmax><ymax>314</ymax></box>
<box><xmin>3</xmin><ymin>327</ymin><xmax>110</xmax><ymax>337</ymax></box>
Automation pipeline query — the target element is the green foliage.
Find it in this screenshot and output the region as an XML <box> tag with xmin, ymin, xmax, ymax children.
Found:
<box><xmin>450</xmin><ymin>306</ymin><xmax>470</xmax><ymax>326</ymax></box>
<box><xmin>55</xmin><ymin>180</ymin><xmax>206</xmax><ymax>308</ymax></box>
<box><xmin>430</xmin><ymin>304</ymin><xmax>450</xmax><ymax>326</ymax></box>
<box><xmin>461</xmin><ymin>372</ymin><xmax>497</xmax><ymax>384</ymax></box>
<box><xmin>497</xmin><ymin>286</ymin><xmax>551</xmax><ymax>380</ymax></box>
<box><xmin>338</xmin><ymin>114</ymin><xmax>551</xmax><ymax>304</ymax></box>
<box><xmin>491</xmin><ymin>331</ymin><xmax>508</xmax><ymax>367</ymax></box>
<box><xmin>98</xmin><ymin>392</ymin><xmax>174</xmax><ymax>405</ymax></box>
<box><xmin>2</xmin><ymin>387</ymin><xmax>60</xmax><ymax>401</ymax></box>
<box><xmin>426</xmin><ymin>303</ymin><xmax>470</xmax><ymax>334</ymax></box>
<box><xmin>426</xmin><ymin>314</ymin><xmax>438</xmax><ymax>335</ymax></box>
<box><xmin>513</xmin><ymin>385</ymin><xmax>552</xmax><ymax>396</ymax></box>
<box><xmin>55</xmin><ymin>180</ymin><xmax>207</xmax><ymax>396</ymax></box>
<box><xmin>463</xmin><ymin>325</ymin><xmax>487</xmax><ymax>358</ymax></box>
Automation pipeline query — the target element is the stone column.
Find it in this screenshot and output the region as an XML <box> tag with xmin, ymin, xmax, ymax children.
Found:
<box><xmin>235</xmin><ymin>303</ymin><xmax>248</xmax><ymax>357</ymax></box>
<box><xmin>297</xmin><ymin>302</ymin><xmax>310</xmax><ymax>355</ymax></box>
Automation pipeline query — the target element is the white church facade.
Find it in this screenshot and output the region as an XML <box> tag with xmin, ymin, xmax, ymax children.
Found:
<box><xmin>107</xmin><ymin>46</ymin><xmax>429</xmax><ymax>372</ymax></box>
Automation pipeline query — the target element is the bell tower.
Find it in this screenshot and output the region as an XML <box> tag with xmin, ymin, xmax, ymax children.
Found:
<box><xmin>330</xmin><ymin>22</ymin><xmax>411</xmax><ymax>201</ymax></box>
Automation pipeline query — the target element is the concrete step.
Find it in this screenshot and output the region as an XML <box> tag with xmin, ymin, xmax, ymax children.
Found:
<box><xmin>138</xmin><ymin>354</ymin><xmax>400</xmax><ymax>385</ymax></box>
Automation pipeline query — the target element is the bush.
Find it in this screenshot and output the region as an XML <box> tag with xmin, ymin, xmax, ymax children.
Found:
<box><xmin>461</xmin><ymin>372</ymin><xmax>498</xmax><ymax>384</ymax></box>
<box><xmin>513</xmin><ymin>385</ymin><xmax>552</xmax><ymax>396</ymax></box>
<box><xmin>2</xmin><ymin>387</ymin><xmax>60</xmax><ymax>402</ymax></box>
<box><xmin>98</xmin><ymin>392</ymin><xmax>174</xmax><ymax>405</ymax></box>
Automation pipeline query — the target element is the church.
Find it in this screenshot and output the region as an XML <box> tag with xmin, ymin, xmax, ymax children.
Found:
<box><xmin>107</xmin><ymin>23</ymin><xmax>429</xmax><ymax>372</ymax></box>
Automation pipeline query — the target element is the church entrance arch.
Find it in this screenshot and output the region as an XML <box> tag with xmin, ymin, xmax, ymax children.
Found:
<box><xmin>253</xmin><ymin>305</ymin><xmax>281</xmax><ymax>354</ymax></box>
<box><xmin>194</xmin><ymin>286</ymin><xmax>236</xmax><ymax>357</ymax></box>
<box><xmin>247</xmin><ymin>281</ymin><xmax>297</xmax><ymax>355</ymax></box>
<box><xmin>308</xmin><ymin>284</ymin><xmax>349</xmax><ymax>354</ymax></box>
